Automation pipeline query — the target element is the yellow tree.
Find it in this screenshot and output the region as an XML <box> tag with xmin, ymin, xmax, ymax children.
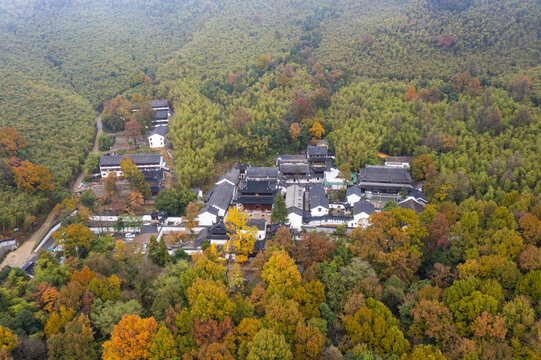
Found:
<box><xmin>128</xmin><ymin>191</ymin><xmax>144</xmax><ymax>212</ymax></box>
<box><xmin>262</xmin><ymin>250</ymin><xmax>301</xmax><ymax>297</ymax></box>
<box><xmin>309</xmin><ymin>121</ymin><xmax>325</xmax><ymax>140</ymax></box>
<box><xmin>289</xmin><ymin>122</ymin><xmax>301</xmax><ymax>142</ymax></box>
<box><xmin>53</xmin><ymin>223</ymin><xmax>93</xmax><ymax>258</ymax></box>
<box><xmin>184</xmin><ymin>202</ymin><xmax>199</xmax><ymax>239</ymax></box>
<box><xmin>224</xmin><ymin>207</ymin><xmax>257</xmax><ymax>263</ymax></box>
<box><xmin>102</xmin><ymin>314</ymin><xmax>158</xmax><ymax>360</ymax></box>
<box><xmin>0</xmin><ymin>325</ymin><xmax>18</xmax><ymax>356</ymax></box>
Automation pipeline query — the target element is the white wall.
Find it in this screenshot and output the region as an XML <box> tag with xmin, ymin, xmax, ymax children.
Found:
<box><xmin>288</xmin><ymin>213</ymin><xmax>303</xmax><ymax>230</ymax></box>
<box><xmin>198</xmin><ymin>212</ymin><xmax>217</xmax><ymax>226</ymax></box>
<box><xmin>149</xmin><ymin>134</ymin><xmax>165</xmax><ymax>148</ymax></box>
<box><xmin>311</xmin><ymin>206</ymin><xmax>329</xmax><ymax>217</ymax></box>
<box><xmin>347</xmin><ymin>194</ymin><xmax>361</xmax><ymax>206</ymax></box>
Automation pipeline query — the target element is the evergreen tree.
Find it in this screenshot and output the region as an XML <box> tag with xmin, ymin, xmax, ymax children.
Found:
<box><xmin>148</xmin><ymin>235</ymin><xmax>159</xmax><ymax>264</ymax></box>
<box><xmin>271</xmin><ymin>193</ymin><xmax>288</xmax><ymax>224</ymax></box>
<box><xmin>157</xmin><ymin>237</ymin><xmax>170</xmax><ymax>266</ymax></box>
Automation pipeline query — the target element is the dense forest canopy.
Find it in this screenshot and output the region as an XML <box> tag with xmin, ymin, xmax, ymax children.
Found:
<box><xmin>0</xmin><ymin>0</ymin><xmax>540</xmax><ymax>358</ymax></box>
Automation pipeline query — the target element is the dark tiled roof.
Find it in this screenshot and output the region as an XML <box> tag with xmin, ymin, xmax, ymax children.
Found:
<box><xmin>408</xmin><ymin>189</ymin><xmax>427</xmax><ymax>202</ymax></box>
<box><xmin>358</xmin><ymin>165</ymin><xmax>412</xmax><ymax>184</ymax></box>
<box><xmin>398</xmin><ymin>198</ymin><xmax>426</xmax><ymax>214</ymax></box>
<box><xmin>246</xmin><ymin>219</ymin><xmax>266</xmax><ymax>231</ymax></box>
<box><xmin>288</xmin><ymin>207</ymin><xmax>304</xmax><ymax>216</ymax></box>
<box><xmin>151</xmin><ymin>99</ymin><xmax>169</xmax><ymax>108</ymax></box>
<box><xmin>310</xmin><ymin>185</ymin><xmax>329</xmax><ymax>209</ymax></box>
<box><xmin>236</xmin><ymin>195</ymin><xmax>276</xmax><ymax>205</ymax></box>
<box><xmin>246</xmin><ymin>167</ymin><xmax>279</xmax><ymax>179</ymax></box>
<box><xmin>216</xmin><ymin>168</ymin><xmax>240</xmax><ymax>185</ymax></box>
<box><xmin>144</xmin><ymin>170</ymin><xmax>164</xmax><ymax>182</ymax></box>
<box><xmin>153</xmin><ymin>110</ymin><xmax>169</xmax><ymax>120</ymax></box>
<box><xmin>207</xmin><ymin>182</ymin><xmax>235</xmax><ymax>211</ymax></box>
<box><xmin>254</xmin><ymin>239</ymin><xmax>266</xmax><ymax>252</ymax></box>
<box><xmin>149</xmin><ymin>126</ymin><xmax>169</xmax><ymax>137</ymax></box>
<box><xmin>346</xmin><ymin>186</ymin><xmax>363</xmax><ymax>197</ymax></box>
<box><xmin>235</xmin><ymin>163</ymin><xmax>250</xmax><ymax>171</ymax></box>
<box><xmin>209</xmin><ymin>221</ymin><xmax>228</xmax><ymax>238</ymax></box>
<box><xmin>238</xmin><ymin>180</ymin><xmax>277</xmax><ymax>195</ymax></box>
<box><xmin>276</xmin><ymin>154</ymin><xmax>307</xmax><ymax>164</ymax></box>
<box><xmin>353</xmin><ymin>200</ymin><xmax>375</xmax><ymax>216</ymax></box>
<box><xmin>140</xmin><ymin>225</ymin><xmax>158</xmax><ymax>234</ymax></box>
<box><xmin>307</xmin><ymin>145</ymin><xmax>328</xmax><ymax>156</ymax></box>
<box><xmin>279</xmin><ymin>163</ymin><xmax>310</xmax><ymax>175</ymax></box>
<box><xmin>99</xmin><ymin>154</ymin><xmax>162</xmax><ymax>167</ymax></box>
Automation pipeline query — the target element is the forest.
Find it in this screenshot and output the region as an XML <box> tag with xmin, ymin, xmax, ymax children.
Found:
<box><xmin>0</xmin><ymin>0</ymin><xmax>540</xmax><ymax>359</ymax></box>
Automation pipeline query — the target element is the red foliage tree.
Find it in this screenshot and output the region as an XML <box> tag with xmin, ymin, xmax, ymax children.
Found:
<box><xmin>296</xmin><ymin>232</ymin><xmax>336</xmax><ymax>269</ymax></box>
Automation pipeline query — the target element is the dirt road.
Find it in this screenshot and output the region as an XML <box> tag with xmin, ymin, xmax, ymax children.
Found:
<box><xmin>1</xmin><ymin>114</ymin><xmax>102</xmax><ymax>270</ymax></box>
<box><xmin>72</xmin><ymin>114</ymin><xmax>102</xmax><ymax>192</ymax></box>
<box><xmin>0</xmin><ymin>211</ymin><xmax>56</xmax><ymax>269</ymax></box>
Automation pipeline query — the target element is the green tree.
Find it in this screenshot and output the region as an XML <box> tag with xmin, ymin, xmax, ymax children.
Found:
<box><xmin>247</xmin><ymin>328</ymin><xmax>293</xmax><ymax>360</ymax></box>
<box><xmin>90</xmin><ymin>299</ymin><xmax>143</xmax><ymax>336</ymax></box>
<box><xmin>148</xmin><ymin>235</ymin><xmax>159</xmax><ymax>264</ymax></box>
<box><xmin>53</xmin><ymin>223</ymin><xmax>94</xmax><ymax>258</ymax></box>
<box><xmin>47</xmin><ymin>314</ymin><xmax>97</xmax><ymax>360</ymax></box>
<box><xmin>79</xmin><ymin>189</ymin><xmax>96</xmax><ymax>208</ymax></box>
<box><xmin>154</xmin><ymin>189</ymin><xmax>180</xmax><ymax>215</ymax></box>
<box><xmin>271</xmin><ymin>193</ymin><xmax>287</xmax><ymax>223</ymax></box>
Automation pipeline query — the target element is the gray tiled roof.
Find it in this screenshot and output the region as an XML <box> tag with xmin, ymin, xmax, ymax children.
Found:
<box><xmin>398</xmin><ymin>198</ymin><xmax>426</xmax><ymax>214</ymax></box>
<box><xmin>310</xmin><ymin>185</ymin><xmax>329</xmax><ymax>209</ymax></box>
<box><xmin>279</xmin><ymin>163</ymin><xmax>310</xmax><ymax>175</ymax></box>
<box><xmin>246</xmin><ymin>167</ymin><xmax>279</xmax><ymax>179</ymax></box>
<box><xmin>246</xmin><ymin>219</ymin><xmax>267</xmax><ymax>231</ymax></box>
<box><xmin>238</xmin><ymin>180</ymin><xmax>276</xmax><ymax>194</ymax></box>
<box><xmin>153</xmin><ymin>110</ymin><xmax>169</xmax><ymax>120</ymax></box>
<box><xmin>353</xmin><ymin>199</ymin><xmax>375</xmax><ymax>216</ymax></box>
<box><xmin>149</xmin><ymin>126</ymin><xmax>169</xmax><ymax>137</ymax></box>
<box><xmin>99</xmin><ymin>154</ymin><xmax>162</xmax><ymax>167</ymax></box>
<box><xmin>216</xmin><ymin>168</ymin><xmax>240</xmax><ymax>185</ymax></box>
<box><xmin>276</xmin><ymin>154</ymin><xmax>307</xmax><ymax>164</ymax></box>
<box><xmin>346</xmin><ymin>186</ymin><xmax>363</xmax><ymax>197</ymax></box>
<box><xmin>151</xmin><ymin>100</ymin><xmax>169</xmax><ymax>108</ymax></box>
<box><xmin>285</xmin><ymin>185</ymin><xmax>304</xmax><ymax>210</ymax></box>
<box><xmin>408</xmin><ymin>189</ymin><xmax>427</xmax><ymax>202</ymax></box>
<box><xmin>358</xmin><ymin>165</ymin><xmax>412</xmax><ymax>184</ymax></box>
<box><xmin>207</xmin><ymin>182</ymin><xmax>235</xmax><ymax>211</ymax></box>
<box><xmin>307</xmin><ymin>145</ymin><xmax>328</xmax><ymax>157</ymax></box>
<box><xmin>288</xmin><ymin>207</ymin><xmax>304</xmax><ymax>216</ymax></box>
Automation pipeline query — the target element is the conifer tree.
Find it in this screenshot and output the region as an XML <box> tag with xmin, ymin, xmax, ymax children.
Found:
<box><xmin>271</xmin><ymin>193</ymin><xmax>288</xmax><ymax>224</ymax></box>
<box><xmin>148</xmin><ymin>235</ymin><xmax>159</xmax><ymax>264</ymax></box>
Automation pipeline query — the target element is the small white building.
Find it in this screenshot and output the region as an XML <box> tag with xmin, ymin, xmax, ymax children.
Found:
<box><xmin>346</xmin><ymin>186</ymin><xmax>363</xmax><ymax>206</ymax></box>
<box><xmin>310</xmin><ymin>185</ymin><xmax>329</xmax><ymax>217</ymax></box>
<box><xmin>148</xmin><ymin>126</ymin><xmax>169</xmax><ymax>149</ymax></box>
<box><xmin>348</xmin><ymin>199</ymin><xmax>375</xmax><ymax>228</ymax></box>
<box><xmin>384</xmin><ymin>156</ymin><xmax>413</xmax><ymax>168</ymax></box>
<box><xmin>285</xmin><ymin>185</ymin><xmax>304</xmax><ymax>230</ymax></box>
<box><xmin>99</xmin><ymin>154</ymin><xmax>166</xmax><ymax>178</ymax></box>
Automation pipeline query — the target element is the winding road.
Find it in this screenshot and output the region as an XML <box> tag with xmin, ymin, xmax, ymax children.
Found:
<box><xmin>0</xmin><ymin>114</ymin><xmax>102</xmax><ymax>270</ymax></box>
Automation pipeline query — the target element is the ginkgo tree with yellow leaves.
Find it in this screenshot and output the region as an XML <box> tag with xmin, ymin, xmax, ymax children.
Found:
<box><xmin>224</xmin><ymin>207</ymin><xmax>258</xmax><ymax>263</ymax></box>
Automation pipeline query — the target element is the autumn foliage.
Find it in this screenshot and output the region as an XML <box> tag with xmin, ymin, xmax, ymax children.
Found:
<box><xmin>102</xmin><ymin>315</ymin><xmax>158</xmax><ymax>360</ymax></box>
<box><xmin>12</xmin><ymin>160</ymin><xmax>55</xmax><ymax>193</ymax></box>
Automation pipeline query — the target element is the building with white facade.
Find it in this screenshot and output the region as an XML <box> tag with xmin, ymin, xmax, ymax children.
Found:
<box><xmin>148</xmin><ymin>126</ymin><xmax>169</xmax><ymax>148</ymax></box>
<box><xmin>99</xmin><ymin>154</ymin><xmax>165</xmax><ymax>178</ymax></box>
